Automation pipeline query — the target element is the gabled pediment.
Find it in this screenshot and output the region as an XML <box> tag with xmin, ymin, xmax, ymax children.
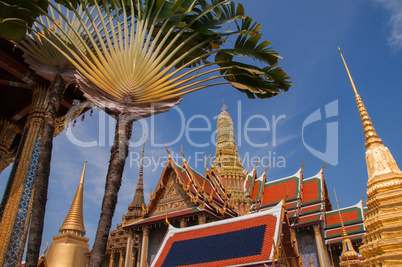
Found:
<box><xmin>150</xmin><ymin>172</ymin><xmax>194</xmax><ymax>216</ymax></box>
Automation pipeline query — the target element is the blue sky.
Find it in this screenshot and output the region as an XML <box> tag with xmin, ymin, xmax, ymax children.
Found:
<box><xmin>1</xmin><ymin>0</ymin><xmax>402</xmax><ymax>257</ymax></box>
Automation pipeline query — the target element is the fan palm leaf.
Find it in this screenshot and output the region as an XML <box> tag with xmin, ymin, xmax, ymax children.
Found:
<box><xmin>33</xmin><ymin>0</ymin><xmax>289</xmax><ymax>113</ymax></box>
<box><xmin>21</xmin><ymin>1</ymin><xmax>292</xmax><ymax>266</ymax></box>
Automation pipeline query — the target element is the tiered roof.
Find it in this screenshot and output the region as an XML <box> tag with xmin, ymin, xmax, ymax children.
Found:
<box><xmin>247</xmin><ymin>166</ymin><xmax>339</xmax><ymax>229</ymax></box>
<box><xmin>293</xmin><ymin>169</ymin><xmax>327</xmax><ymax>227</ymax></box>
<box><xmin>325</xmin><ymin>200</ymin><xmax>365</xmax><ymax>245</ymax></box>
<box><xmin>123</xmin><ymin>154</ymin><xmax>237</xmax><ymax>229</ymax></box>
<box><xmin>249</xmin><ymin>167</ymin><xmax>304</xmax><ymax>222</ymax></box>
<box><xmin>151</xmin><ymin>201</ymin><xmax>297</xmax><ymax>267</ymax></box>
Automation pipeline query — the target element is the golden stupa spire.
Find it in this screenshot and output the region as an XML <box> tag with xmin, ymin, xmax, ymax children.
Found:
<box><xmin>334</xmin><ymin>189</ymin><xmax>360</xmax><ymax>266</ymax></box>
<box><xmin>45</xmin><ymin>161</ymin><xmax>89</xmax><ymax>266</ymax></box>
<box><xmin>59</xmin><ymin>160</ymin><xmax>86</xmax><ymax>235</ymax></box>
<box><xmin>338</xmin><ymin>47</ymin><xmax>380</xmax><ymax>147</ymax></box>
<box><xmin>339</xmin><ymin>47</ymin><xmax>402</xmax><ymax>265</ymax></box>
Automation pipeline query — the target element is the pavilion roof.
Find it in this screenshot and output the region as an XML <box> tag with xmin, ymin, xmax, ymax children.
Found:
<box><xmin>324</xmin><ymin>200</ymin><xmax>366</xmax><ymax>245</ymax></box>
<box><xmin>151</xmin><ymin>201</ymin><xmax>291</xmax><ymax>267</ymax></box>
<box><xmin>123</xmin><ymin>155</ymin><xmax>237</xmax><ymax>229</ymax></box>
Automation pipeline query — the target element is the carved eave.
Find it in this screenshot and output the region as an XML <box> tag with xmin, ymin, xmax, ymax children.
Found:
<box><xmin>182</xmin><ymin>162</ymin><xmax>238</xmax><ymax>218</ymax></box>
<box><xmin>245</xmin><ymin>168</ymin><xmax>258</xmax><ymax>198</ymax></box>
<box><xmin>209</xmin><ymin>168</ymin><xmax>232</xmax><ymax>198</ymax></box>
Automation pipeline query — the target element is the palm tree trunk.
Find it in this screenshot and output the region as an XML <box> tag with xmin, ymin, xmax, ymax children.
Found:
<box><xmin>89</xmin><ymin>111</ymin><xmax>135</xmax><ymax>267</ymax></box>
<box><xmin>25</xmin><ymin>72</ymin><xmax>65</xmax><ymax>267</ymax></box>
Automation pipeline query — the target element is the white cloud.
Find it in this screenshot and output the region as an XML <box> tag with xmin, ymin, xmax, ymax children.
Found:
<box><xmin>374</xmin><ymin>0</ymin><xmax>402</xmax><ymax>50</ymax></box>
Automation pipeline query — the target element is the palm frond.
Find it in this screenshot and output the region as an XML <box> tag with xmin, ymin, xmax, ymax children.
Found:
<box><xmin>29</xmin><ymin>0</ymin><xmax>291</xmax><ymax>111</ymax></box>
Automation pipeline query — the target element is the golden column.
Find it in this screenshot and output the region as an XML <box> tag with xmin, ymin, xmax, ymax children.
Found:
<box><xmin>124</xmin><ymin>231</ymin><xmax>134</xmax><ymax>267</ymax></box>
<box><xmin>139</xmin><ymin>226</ymin><xmax>150</xmax><ymax>267</ymax></box>
<box><xmin>313</xmin><ymin>224</ymin><xmax>328</xmax><ymax>267</ymax></box>
<box><xmin>0</xmin><ymin>120</ymin><xmax>19</xmax><ymax>174</ymax></box>
<box><xmin>109</xmin><ymin>253</ymin><xmax>115</xmax><ymax>267</ymax></box>
<box><xmin>340</xmin><ymin>48</ymin><xmax>402</xmax><ymax>266</ymax></box>
<box><xmin>118</xmin><ymin>252</ymin><xmax>124</xmax><ymax>267</ymax></box>
<box><xmin>0</xmin><ymin>86</ymin><xmax>49</xmax><ymax>266</ymax></box>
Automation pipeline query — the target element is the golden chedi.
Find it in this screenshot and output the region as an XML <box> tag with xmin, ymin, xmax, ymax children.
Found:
<box><xmin>45</xmin><ymin>161</ymin><xmax>89</xmax><ymax>267</ymax></box>
<box><xmin>213</xmin><ymin>101</ymin><xmax>251</xmax><ymax>214</ymax></box>
<box><xmin>339</xmin><ymin>48</ymin><xmax>402</xmax><ymax>266</ymax></box>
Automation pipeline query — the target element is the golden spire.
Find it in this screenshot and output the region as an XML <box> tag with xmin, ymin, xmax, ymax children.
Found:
<box><xmin>59</xmin><ymin>161</ymin><xmax>86</xmax><ymax>235</ymax></box>
<box><xmin>340</xmin><ymin>48</ymin><xmax>402</xmax><ymax>265</ymax></box>
<box><xmin>334</xmin><ymin>189</ymin><xmax>360</xmax><ymax>266</ymax></box>
<box><xmin>338</xmin><ymin>47</ymin><xmax>381</xmax><ymax>147</ymax></box>
<box><xmin>334</xmin><ymin>189</ymin><xmax>348</xmax><ymax>239</ymax></box>
<box><xmin>222</xmin><ymin>100</ymin><xmax>227</xmax><ymax>112</ymax></box>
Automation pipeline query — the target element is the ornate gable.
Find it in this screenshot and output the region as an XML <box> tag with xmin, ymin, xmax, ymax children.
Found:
<box><xmin>151</xmin><ymin>173</ymin><xmax>194</xmax><ymax>216</ymax></box>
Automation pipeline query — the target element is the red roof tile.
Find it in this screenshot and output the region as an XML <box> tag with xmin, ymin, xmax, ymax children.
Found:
<box><xmin>151</xmin><ymin>202</ymin><xmax>285</xmax><ymax>267</ymax></box>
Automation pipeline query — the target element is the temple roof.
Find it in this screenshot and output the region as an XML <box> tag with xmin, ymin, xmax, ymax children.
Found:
<box><xmin>324</xmin><ymin>200</ymin><xmax>366</xmax><ymax>245</ymax></box>
<box><xmin>151</xmin><ymin>201</ymin><xmax>289</xmax><ymax>267</ymax></box>
<box><xmin>123</xmin><ymin>154</ymin><xmax>237</xmax><ymax>229</ymax></box>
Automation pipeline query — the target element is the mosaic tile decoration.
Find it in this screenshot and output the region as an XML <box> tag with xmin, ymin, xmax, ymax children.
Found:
<box><xmin>162</xmin><ymin>225</ymin><xmax>267</xmax><ymax>266</ymax></box>
<box><xmin>4</xmin><ymin>139</ymin><xmax>40</xmax><ymax>266</ymax></box>
<box><xmin>152</xmin><ymin>204</ymin><xmax>283</xmax><ymax>267</ymax></box>
<box><xmin>0</xmin><ymin>126</ymin><xmax>28</xmax><ymax>220</ymax></box>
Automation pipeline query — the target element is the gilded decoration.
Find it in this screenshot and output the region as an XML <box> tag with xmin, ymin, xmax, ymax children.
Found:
<box><xmin>339</xmin><ymin>48</ymin><xmax>402</xmax><ymax>266</ymax></box>
<box><xmin>153</xmin><ymin>174</ymin><xmax>193</xmax><ymax>215</ymax></box>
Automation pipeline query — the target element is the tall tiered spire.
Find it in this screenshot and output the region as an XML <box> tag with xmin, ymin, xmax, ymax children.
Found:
<box><xmin>338</xmin><ymin>47</ymin><xmax>381</xmax><ymax>147</ymax></box>
<box><xmin>213</xmin><ymin>101</ymin><xmax>251</xmax><ymax>214</ymax></box>
<box><xmin>214</xmin><ymin>101</ymin><xmax>243</xmax><ymax>175</ymax></box>
<box><xmin>339</xmin><ymin>48</ymin><xmax>402</xmax><ymax>266</ymax></box>
<box><xmin>59</xmin><ymin>161</ymin><xmax>87</xmax><ymax>235</ymax></box>
<box><xmin>125</xmin><ymin>133</ymin><xmax>146</xmax><ymax>222</ymax></box>
<box><xmin>132</xmin><ymin>132</ymin><xmax>146</xmax><ymax>207</ymax></box>
<box><xmin>45</xmin><ymin>161</ymin><xmax>89</xmax><ymax>267</ymax></box>
<box><xmin>334</xmin><ymin>189</ymin><xmax>361</xmax><ymax>267</ymax></box>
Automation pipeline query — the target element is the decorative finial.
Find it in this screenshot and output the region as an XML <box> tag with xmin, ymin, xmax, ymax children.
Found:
<box><xmin>338</xmin><ymin>47</ymin><xmax>380</xmax><ymax>144</ymax></box>
<box><xmin>150</xmin><ymin>189</ymin><xmax>155</xmax><ymax>200</ymax></box>
<box><xmin>284</xmin><ymin>183</ymin><xmax>289</xmax><ymax>200</ymax></box>
<box><xmin>322</xmin><ymin>158</ymin><xmax>326</xmax><ymax>169</ymax></box>
<box><xmin>205</xmin><ymin>155</ymin><xmax>209</xmax><ymax>171</ymax></box>
<box><xmin>264</xmin><ymin>160</ymin><xmax>269</xmax><ymax>173</ymax></box>
<box><xmin>301</xmin><ymin>157</ymin><xmax>304</xmax><ymax>168</ymax></box>
<box><xmin>255</xmin><ymin>157</ymin><xmax>259</xmax><ymax>169</ymax></box>
<box><xmin>222</xmin><ymin>100</ymin><xmax>227</xmax><ymax>112</ymax></box>
<box><xmin>334</xmin><ymin>188</ymin><xmax>346</xmax><ymax>236</ymax></box>
<box><xmin>209</xmin><ymin>153</ymin><xmax>214</xmax><ymax>168</ymax></box>
<box><xmin>165</xmin><ymin>213</ymin><xmax>170</xmax><ymax>226</ymax></box>
<box><xmin>181</xmin><ymin>145</ymin><xmax>186</xmax><ymax>163</ymax></box>
<box><xmin>166</xmin><ymin>142</ymin><xmax>171</xmax><ymax>158</ymax></box>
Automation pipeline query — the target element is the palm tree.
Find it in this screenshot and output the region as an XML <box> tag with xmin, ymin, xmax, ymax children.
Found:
<box><xmin>13</xmin><ymin>6</ymin><xmax>92</xmax><ymax>267</ymax></box>
<box><xmin>26</xmin><ymin>0</ymin><xmax>291</xmax><ymax>266</ymax></box>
